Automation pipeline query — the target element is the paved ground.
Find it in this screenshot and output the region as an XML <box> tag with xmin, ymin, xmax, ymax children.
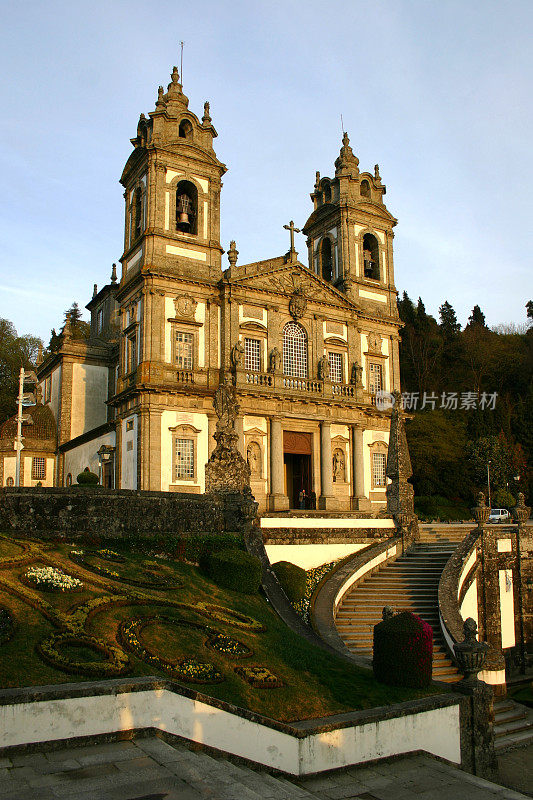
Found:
<box><xmin>0</xmin><ymin>735</ymin><xmax>530</xmax><ymax>800</ymax></box>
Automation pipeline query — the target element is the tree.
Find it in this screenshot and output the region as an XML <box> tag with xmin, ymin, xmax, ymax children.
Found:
<box><xmin>49</xmin><ymin>302</ymin><xmax>90</xmax><ymax>351</ymax></box>
<box><xmin>467</xmin><ymin>305</ymin><xmax>486</xmax><ymax>328</ymax></box>
<box><xmin>438</xmin><ymin>301</ymin><xmax>461</xmax><ymax>337</ymax></box>
<box><xmin>0</xmin><ymin>319</ymin><xmax>43</xmax><ymax>425</ymax></box>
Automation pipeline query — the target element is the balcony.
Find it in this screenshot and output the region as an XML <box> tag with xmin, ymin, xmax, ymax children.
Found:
<box><xmin>236</xmin><ymin>369</ymin><xmax>375</xmax><ymax>405</ymax></box>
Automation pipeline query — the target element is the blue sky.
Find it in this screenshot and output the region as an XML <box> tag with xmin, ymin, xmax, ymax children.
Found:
<box><xmin>1</xmin><ymin>0</ymin><xmax>531</xmax><ymax>342</ymax></box>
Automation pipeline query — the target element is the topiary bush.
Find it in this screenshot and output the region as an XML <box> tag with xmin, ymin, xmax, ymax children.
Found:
<box><xmin>373</xmin><ymin>611</ymin><xmax>433</xmax><ymax>688</ymax></box>
<box><xmin>200</xmin><ymin>548</ymin><xmax>262</xmax><ymax>594</ymax></box>
<box><xmin>193</xmin><ymin>534</ymin><xmax>245</xmax><ymax>570</ymax></box>
<box><xmin>76</xmin><ymin>468</ymin><xmax>99</xmax><ymax>486</ymax></box>
<box><xmin>272</xmin><ymin>561</ymin><xmax>306</xmax><ymax>603</ymax></box>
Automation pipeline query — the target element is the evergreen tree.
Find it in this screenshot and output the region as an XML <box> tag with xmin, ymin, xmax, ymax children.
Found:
<box><xmin>467</xmin><ymin>304</ymin><xmax>486</xmax><ymax>327</ymax></box>
<box><xmin>438</xmin><ymin>301</ymin><xmax>461</xmax><ymax>337</ymax></box>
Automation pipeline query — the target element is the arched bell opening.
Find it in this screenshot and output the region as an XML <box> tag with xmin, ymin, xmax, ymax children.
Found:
<box><xmin>321</xmin><ymin>238</ymin><xmax>333</xmax><ymax>282</ymax></box>
<box><xmin>360</xmin><ymin>179</ymin><xmax>371</xmax><ymax>199</ymax></box>
<box><xmin>175</xmin><ymin>180</ymin><xmax>198</xmax><ymax>235</ymax></box>
<box><xmin>363</xmin><ymin>233</ymin><xmax>380</xmax><ymax>280</ymax></box>
<box><xmin>178</xmin><ymin>119</ymin><xmax>193</xmax><ymax>140</ymax></box>
<box><xmin>132</xmin><ymin>187</ymin><xmax>143</xmax><ymax>241</ymax></box>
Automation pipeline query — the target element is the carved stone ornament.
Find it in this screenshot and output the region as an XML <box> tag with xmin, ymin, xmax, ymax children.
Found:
<box><xmin>174</xmin><ymin>295</ymin><xmax>197</xmax><ymax>318</ymax></box>
<box><xmin>453</xmin><ymin>618</ymin><xmax>489</xmax><ymax>685</ymax></box>
<box><xmin>289</xmin><ymin>288</ymin><xmax>307</xmax><ymax>320</ymax></box>
<box><xmin>367</xmin><ymin>332</ymin><xmax>383</xmax><ymax>354</ymax></box>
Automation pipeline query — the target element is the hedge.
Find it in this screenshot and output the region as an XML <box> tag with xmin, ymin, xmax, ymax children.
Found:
<box><xmin>76</xmin><ymin>470</ymin><xmax>99</xmax><ymax>486</ymax></box>
<box><xmin>373</xmin><ymin>611</ymin><xmax>433</xmax><ymax>688</ymax></box>
<box><xmin>271</xmin><ymin>561</ymin><xmax>306</xmax><ymax>603</ymax></box>
<box><xmin>200</xmin><ymin>548</ymin><xmax>262</xmax><ymax>594</ymax></box>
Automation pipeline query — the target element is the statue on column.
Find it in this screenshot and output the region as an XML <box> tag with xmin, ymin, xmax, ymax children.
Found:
<box><xmin>205</xmin><ymin>377</ymin><xmax>253</xmax><ymax>497</ymax></box>
<box><xmin>351</xmin><ymin>361</ymin><xmax>363</xmax><ymax>387</ymax></box>
<box><xmin>269</xmin><ymin>347</ymin><xmax>282</xmax><ymax>373</ymax></box>
<box><xmin>317</xmin><ymin>354</ymin><xmax>330</xmax><ymax>381</ymax></box>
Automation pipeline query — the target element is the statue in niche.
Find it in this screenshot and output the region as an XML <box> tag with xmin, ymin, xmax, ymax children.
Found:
<box><xmin>269</xmin><ymin>347</ymin><xmax>282</xmax><ymax>373</ymax></box>
<box><xmin>332</xmin><ymin>448</ymin><xmax>345</xmax><ymax>483</ymax></box>
<box><xmin>351</xmin><ymin>361</ymin><xmax>363</xmax><ymax>387</ymax></box>
<box><xmin>317</xmin><ymin>354</ymin><xmax>330</xmax><ymax>380</ymax></box>
<box><xmin>230</xmin><ymin>340</ymin><xmax>245</xmax><ymax>369</ymax></box>
<box><xmin>246</xmin><ymin>442</ymin><xmax>261</xmax><ymax>479</ymax></box>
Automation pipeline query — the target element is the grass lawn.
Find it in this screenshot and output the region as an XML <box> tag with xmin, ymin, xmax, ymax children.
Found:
<box><xmin>0</xmin><ymin>533</ymin><xmax>437</xmax><ymax>722</ymax></box>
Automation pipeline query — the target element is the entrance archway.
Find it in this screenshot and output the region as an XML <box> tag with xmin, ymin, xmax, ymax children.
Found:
<box><xmin>283</xmin><ymin>431</ymin><xmax>312</xmax><ymax>509</ymax></box>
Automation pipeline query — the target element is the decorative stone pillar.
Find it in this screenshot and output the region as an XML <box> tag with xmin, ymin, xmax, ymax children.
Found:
<box><xmin>351</xmin><ymin>424</ymin><xmax>371</xmax><ymax>511</ymax></box>
<box><xmin>318</xmin><ymin>420</ymin><xmax>336</xmax><ymax>510</ymax></box>
<box><xmin>512</xmin><ymin>493</ymin><xmax>532</xmax><ymax>672</ymax></box>
<box><xmin>268</xmin><ymin>417</ymin><xmax>288</xmax><ymax>511</ymax></box>
<box><xmin>207</xmin><ymin>414</ymin><xmax>217</xmax><ymax>458</ymax></box>
<box><xmin>234</xmin><ymin>415</ymin><xmax>245</xmax><ymax>457</ymax></box>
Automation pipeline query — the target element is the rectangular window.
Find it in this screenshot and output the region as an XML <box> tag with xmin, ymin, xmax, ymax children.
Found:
<box><xmin>328</xmin><ymin>352</ymin><xmax>343</xmax><ymax>383</ymax></box>
<box><xmin>175</xmin><ymin>438</ymin><xmax>194</xmax><ymax>480</ymax></box>
<box><xmin>97</xmin><ymin>308</ymin><xmax>103</xmax><ymax>333</ymax></box>
<box><xmin>368</xmin><ymin>362</ymin><xmax>383</xmax><ymax>394</ymax></box>
<box><xmin>126</xmin><ymin>419</ymin><xmax>134</xmax><ymax>432</ymax></box>
<box><xmin>174</xmin><ymin>331</ymin><xmax>194</xmax><ymax>370</ymax></box>
<box><xmin>372</xmin><ymin>452</ymin><xmax>386</xmax><ymax>487</ymax></box>
<box><xmin>244</xmin><ymin>338</ymin><xmax>261</xmax><ymax>372</ymax></box>
<box><xmin>32</xmin><ymin>457</ymin><xmax>46</xmax><ymax>480</ymax></box>
<box><xmin>43</xmin><ymin>377</ymin><xmax>51</xmax><ymax>404</ymax></box>
<box><xmin>127</xmin><ymin>333</ymin><xmax>137</xmax><ymax>373</ymax></box>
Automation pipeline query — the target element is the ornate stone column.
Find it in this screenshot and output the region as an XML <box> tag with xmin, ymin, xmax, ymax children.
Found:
<box><xmin>268</xmin><ymin>417</ymin><xmax>288</xmax><ymax>511</ymax></box>
<box><xmin>318</xmin><ymin>420</ymin><xmax>336</xmax><ymax>510</ymax></box>
<box><xmin>512</xmin><ymin>493</ymin><xmax>532</xmax><ymax>673</ymax></box>
<box><xmin>351</xmin><ymin>424</ymin><xmax>371</xmax><ymax>511</ymax></box>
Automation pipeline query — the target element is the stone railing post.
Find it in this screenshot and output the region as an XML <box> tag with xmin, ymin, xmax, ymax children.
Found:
<box><xmin>453</xmin><ymin>618</ymin><xmax>497</xmax><ymax>780</ymax></box>
<box><xmin>512</xmin><ymin>493</ymin><xmax>532</xmax><ymax>673</ymax></box>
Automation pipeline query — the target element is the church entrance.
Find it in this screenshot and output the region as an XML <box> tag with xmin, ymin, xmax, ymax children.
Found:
<box><xmin>283</xmin><ymin>431</ymin><xmax>312</xmax><ymax>509</ymax></box>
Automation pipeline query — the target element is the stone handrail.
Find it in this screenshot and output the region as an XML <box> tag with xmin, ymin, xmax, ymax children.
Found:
<box><xmin>311</xmin><ymin>534</ymin><xmax>403</xmax><ymax>665</ymax></box>
<box><xmin>438</xmin><ymin>527</ymin><xmax>506</xmax><ymax>684</ymax></box>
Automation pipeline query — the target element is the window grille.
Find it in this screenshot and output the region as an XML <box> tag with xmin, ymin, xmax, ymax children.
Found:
<box><xmin>97</xmin><ymin>309</ymin><xmax>103</xmax><ymax>333</ymax></box>
<box><xmin>244</xmin><ymin>338</ymin><xmax>261</xmax><ymax>372</ymax></box>
<box><xmin>175</xmin><ymin>438</ymin><xmax>194</xmax><ymax>480</ymax></box>
<box><xmin>328</xmin><ymin>352</ymin><xmax>343</xmax><ymax>383</ymax></box>
<box><xmin>283</xmin><ymin>322</ymin><xmax>308</xmax><ymax>378</ymax></box>
<box><xmin>368</xmin><ymin>362</ymin><xmax>383</xmax><ymax>394</ymax></box>
<box><xmin>174</xmin><ymin>331</ymin><xmax>194</xmax><ymax>370</ymax></box>
<box><xmin>32</xmin><ymin>457</ymin><xmax>46</xmax><ymax>480</ymax></box>
<box><xmin>127</xmin><ymin>334</ymin><xmax>137</xmax><ymax>373</ymax></box>
<box><xmin>372</xmin><ymin>452</ymin><xmax>386</xmax><ymax>487</ymax></box>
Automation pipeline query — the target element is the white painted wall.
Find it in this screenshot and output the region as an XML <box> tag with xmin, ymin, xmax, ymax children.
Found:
<box><xmin>260</xmin><ymin>518</ymin><xmax>395</xmax><ymax>529</ymax></box>
<box><xmin>459</xmin><ymin>578</ymin><xmax>479</xmax><ymax>626</ymax></box>
<box><xmin>21</xmin><ymin>456</ymin><xmax>54</xmax><ymax>487</ymax></box>
<box><xmin>121</xmin><ymin>415</ymin><xmax>137</xmax><ymax>489</ymax></box>
<box><xmin>499</xmin><ymin>569</ymin><xmax>516</xmax><ymax>649</ymax></box>
<box><xmin>70</xmin><ymin>364</ymin><xmax>108</xmax><ymax>439</ymax></box>
<box><xmin>3</xmin><ymin>456</ymin><xmax>16</xmax><ymax>485</ymax></box>
<box><xmin>64</xmin><ymin>431</ymin><xmax>115</xmax><ymax>486</ymax></box>
<box><xmin>40</xmin><ymin>365</ymin><xmax>61</xmax><ymax>422</ymax></box>
<box><xmin>265</xmin><ymin>542</ymin><xmax>368</xmax><ymax>570</ymax></box>
<box><xmin>0</xmin><ymin>687</ymin><xmax>462</xmax><ymax>774</ymax></box>
<box><xmin>160</xmin><ymin>410</ymin><xmax>208</xmax><ymax>492</ymax></box>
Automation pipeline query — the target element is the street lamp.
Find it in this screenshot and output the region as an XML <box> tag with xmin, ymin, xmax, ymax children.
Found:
<box><xmin>487</xmin><ymin>460</ymin><xmax>492</xmax><ymax>510</ymax></box>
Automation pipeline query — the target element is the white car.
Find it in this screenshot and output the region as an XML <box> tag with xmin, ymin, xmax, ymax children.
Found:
<box><xmin>488</xmin><ymin>508</ymin><xmax>510</xmax><ymax>524</ymax></box>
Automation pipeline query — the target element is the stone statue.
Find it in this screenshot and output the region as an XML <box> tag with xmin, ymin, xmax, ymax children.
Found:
<box><xmin>332</xmin><ymin>449</ymin><xmax>345</xmax><ymax>482</ymax></box>
<box><xmin>230</xmin><ymin>340</ymin><xmax>245</xmax><ymax>369</ymax></box>
<box><xmin>213</xmin><ymin>382</ymin><xmax>239</xmax><ymax>432</ymax></box>
<box><xmin>317</xmin><ymin>354</ymin><xmax>330</xmax><ymax>380</ymax></box>
<box><xmin>351</xmin><ymin>361</ymin><xmax>363</xmax><ymax>387</ymax></box>
<box><xmin>269</xmin><ymin>347</ymin><xmax>282</xmax><ymax>373</ymax></box>
<box><xmin>205</xmin><ymin>380</ymin><xmax>253</xmax><ymax>498</ymax></box>
<box><xmin>246</xmin><ymin>442</ymin><xmax>261</xmax><ymax>478</ymax></box>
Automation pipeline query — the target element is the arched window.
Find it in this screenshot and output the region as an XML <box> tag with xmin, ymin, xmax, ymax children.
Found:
<box><xmin>320</xmin><ymin>238</ymin><xmax>333</xmax><ymax>282</ymax></box>
<box><xmin>361</xmin><ymin>180</ymin><xmax>371</xmax><ymax>199</ymax></box>
<box><xmin>283</xmin><ymin>322</ymin><xmax>308</xmax><ymax>378</ymax></box>
<box><xmin>175</xmin><ymin>180</ymin><xmax>198</xmax><ymax>235</ymax></box>
<box><xmin>179</xmin><ymin>119</ymin><xmax>193</xmax><ymax>140</ymax></box>
<box><xmin>363</xmin><ymin>233</ymin><xmax>380</xmax><ymax>280</ymax></box>
<box><xmin>322</xmin><ymin>181</ymin><xmax>332</xmax><ymax>203</ymax></box>
<box><xmin>132</xmin><ymin>187</ymin><xmax>143</xmax><ymax>240</ymax></box>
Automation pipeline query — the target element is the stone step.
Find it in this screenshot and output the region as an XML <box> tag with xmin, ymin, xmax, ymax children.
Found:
<box><xmin>494</xmin><ymin>727</ymin><xmax>533</xmax><ymax>752</ymax></box>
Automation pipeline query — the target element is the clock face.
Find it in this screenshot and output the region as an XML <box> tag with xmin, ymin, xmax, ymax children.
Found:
<box><xmin>176</xmin><ymin>296</ymin><xmax>195</xmax><ymax>317</ymax></box>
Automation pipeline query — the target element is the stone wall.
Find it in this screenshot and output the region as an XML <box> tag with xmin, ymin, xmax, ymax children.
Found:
<box><xmin>0</xmin><ymin>487</ymin><xmax>255</xmax><ymax>539</ymax></box>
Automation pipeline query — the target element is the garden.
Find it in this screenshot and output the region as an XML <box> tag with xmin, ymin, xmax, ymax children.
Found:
<box><xmin>0</xmin><ymin>532</ymin><xmax>434</xmax><ymax>721</ymax></box>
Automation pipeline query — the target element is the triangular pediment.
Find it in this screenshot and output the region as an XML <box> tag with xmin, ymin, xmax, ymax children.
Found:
<box><xmin>229</xmin><ymin>260</ymin><xmax>358</xmax><ymax>311</ymax></box>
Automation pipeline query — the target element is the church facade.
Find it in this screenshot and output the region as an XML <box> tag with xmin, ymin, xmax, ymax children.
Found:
<box><xmin>2</xmin><ymin>67</ymin><xmax>402</xmax><ymax>513</ymax></box>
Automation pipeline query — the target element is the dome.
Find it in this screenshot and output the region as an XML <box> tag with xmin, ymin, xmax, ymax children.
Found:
<box><xmin>0</xmin><ymin>403</ymin><xmax>57</xmax><ymax>445</ymax></box>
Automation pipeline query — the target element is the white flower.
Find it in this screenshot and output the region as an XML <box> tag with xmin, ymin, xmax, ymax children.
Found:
<box><xmin>26</xmin><ymin>566</ymin><xmax>83</xmax><ymax>591</ymax></box>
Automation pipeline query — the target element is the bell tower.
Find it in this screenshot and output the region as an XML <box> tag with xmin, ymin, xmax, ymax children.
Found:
<box><xmin>302</xmin><ymin>133</ymin><xmax>398</xmax><ymax>319</ymax></box>
<box><xmin>119</xmin><ymin>67</ymin><xmax>227</xmax><ymax>284</ymax></box>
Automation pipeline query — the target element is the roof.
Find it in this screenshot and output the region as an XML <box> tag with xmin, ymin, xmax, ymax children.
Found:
<box><xmin>0</xmin><ymin>403</ymin><xmax>57</xmax><ymax>444</ymax></box>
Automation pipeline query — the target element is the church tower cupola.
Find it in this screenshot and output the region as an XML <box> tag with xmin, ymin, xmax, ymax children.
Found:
<box><xmin>119</xmin><ymin>66</ymin><xmax>227</xmax><ymax>285</ymax></box>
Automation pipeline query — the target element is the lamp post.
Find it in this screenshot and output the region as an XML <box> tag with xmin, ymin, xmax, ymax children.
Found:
<box><xmin>487</xmin><ymin>460</ymin><xmax>492</xmax><ymax>510</ymax></box>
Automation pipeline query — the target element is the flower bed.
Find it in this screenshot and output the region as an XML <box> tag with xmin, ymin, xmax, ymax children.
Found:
<box><xmin>119</xmin><ymin>616</ymin><xmax>223</xmax><ymax>684</ymax></box>
<box><xmin>69</xmin><ymin>551</ymin><xmax>179</xmax><ymax>589</ymax></box>
<box><xmin>193</xmin><ymin>603</ymin><xmax>265</xmax><ymax>631</ymax></box>
<box><xmin>205</xmin><ymin>632</ymin><xmax>252</xmax><ymax>658</ymax></box>
<box><xmin>234</xmin><ymin>665</ymin><xmax>283</xmax><ymax>688</ymax></box>
<box><xmin>37</xmin><ymin>631</ymin><xmax>130</xmax><ymax>677</ymax></box>
<box><xmin>23</xmin><ymin>566</ymin><xmax>84</xmax><ymax>593</ymax></box>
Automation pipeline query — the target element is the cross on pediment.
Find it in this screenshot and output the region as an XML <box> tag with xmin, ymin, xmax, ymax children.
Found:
<box><xmin>283</xmin><ymin>220</ymin><xmax>301</xmax><ymax>256</ymax></box>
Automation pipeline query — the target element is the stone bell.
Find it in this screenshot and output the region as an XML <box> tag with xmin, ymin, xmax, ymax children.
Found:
<box><xmin>176</xmin><ymin>193</ymin><xmax>192</xmax><ymax>230</ymax></box>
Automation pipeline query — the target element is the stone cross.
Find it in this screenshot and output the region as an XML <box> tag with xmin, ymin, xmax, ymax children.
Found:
<box><xmin>283</xmin><ymin>220</ymin><xmax>301</xmax><ymax>254</ymax></box>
